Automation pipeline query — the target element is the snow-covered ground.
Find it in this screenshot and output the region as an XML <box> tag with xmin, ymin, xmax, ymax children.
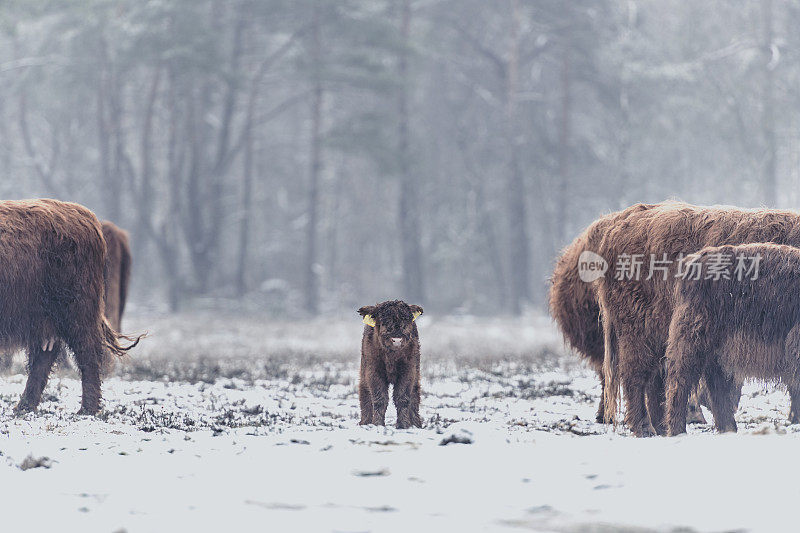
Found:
<box><xmin>1</xmin><ymin>311</ymin><xmax>798</xmax><ymax>532</ymax></box>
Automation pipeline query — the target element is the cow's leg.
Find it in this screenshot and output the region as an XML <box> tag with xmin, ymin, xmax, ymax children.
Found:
<box><xmin>686</xmin><ymin>385</ymin><xmax>707</xmax><ymax>424</ymax></box>
<box><xmin>65</xmin><ymin>327</ymin><xmax>105</xmax><ymax>415</ymax></box>
<box><xmin>0</xmin><ymin>353</ymin><xmax>13</xmax><ymax>373</ymax></box>
<box><xmin>788</xmin><ymin>385</ymin><xmax>800</xmax><ymax>425</ymax></box>
<box><xmin>623</xmin><ymin>372</ymin><xmax>655</xmax><ymax>437</ymax></box>
<box><xmin>76</xmin><ymin>353</ymin><xmax>102</xmax><ymax>415</ymax></box>
<box><xmin>359</xmin><ymin>380</ymin><xmax>373</xmax><ymax>425</ymax></box>
<box><xmin>616</xmin><ymin>334</ymin><xmax>657</xmax><ymax>437</ymax></box>
<box><xmin>369</xmin><ymin>375</ymin><xmax>390</xmax><ymax>426</ymax></box>
<box><xmin>595</xmin><ymin>370</ymin><xmax>607</xmax><ymax>423</ymax></box>
<box><xmin>15</xmin><ymin>342</ymin><xmax>61</xmax><ymax>414</ymax></box>
<box><xmin>703</xmin><ymin>358</ymin><xmax>738</xmax><ymax>433</ymax></box>
<box><xmin>646</xmin><ymin>366</ymin><xmax>667</xmax><ymax>435</ymax></box>
<box><xmin>600</xmin><ymin>317</ymin><xmax>619</xmax><ymax>425</ymax></box>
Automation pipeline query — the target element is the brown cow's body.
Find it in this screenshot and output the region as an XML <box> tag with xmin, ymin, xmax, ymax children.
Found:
<box><xmin>549</xmin><ymin>203</ymin><xmax>650</xmax><ymax>422</ymax></box>
<box><xmin>598</xmin><ymin>202</ymin><xmax>800</xmax><ymax>436</ymax></box>
<box><xmin>0</xmin><ymin>199</ymin><xmax>139</xmax><ymax>414</ymax></box>
<box><xmin>665</xmin><ymin>244</ymin><xmax>800</xmax><ymax>435</ymax></box>
<box><xmin>101</xmin><ymin>221</ymin><xmax>131</xmax><ymax>332</ymax></box>
<box><xmin>549</xmin><ymin>202</ymin><xmax>713</xmax><ymax>426</ymax></box>
<box><xmin>358</xmin><ymin>300</ymin><xmax>423</xmax><ymax>429</ymax></box>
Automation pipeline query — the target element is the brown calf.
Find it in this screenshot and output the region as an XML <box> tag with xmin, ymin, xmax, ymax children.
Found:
<box><xmin>665</xmin><ymin>244</ymin><xmax>800</xmax><ymax>435</ymax></box>
<box><xmin>358</xmin><ymin>300</ymin><xmax>423</xmax><ymax>429</ymax></box>
<box><xmin>0</xmin><ymin>199</ymin><xmax>141</xmax><ymax>414</ymax></box>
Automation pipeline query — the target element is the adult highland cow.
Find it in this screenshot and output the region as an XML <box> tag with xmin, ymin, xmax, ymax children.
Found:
<box><xmin>0</xmin><ymin>199</ymin><xmax>140</xmax><ymax>415</ymax></box>
<box><xmin>101</xmin><ymin>221</ymin><xmax>131</xmax><ymax>332</ymax></box>
<box><xmin>549</xmin><ymin>202</ymin><xmax>711</xmax><ymax>426</ymax></box>
<box><xmin>599</xmin><ymin>202</ymin><xmax>800</xmax><ymax>436</ymax></box>
<box><xmin>665</xmin><ymin>244</ymin><xmax>800</xmax><ymax>435</ymax></box>
<box><xmin>549</xmin><ymin>202</ymin><xmax>652</xmax><ymax>422</ymax></box>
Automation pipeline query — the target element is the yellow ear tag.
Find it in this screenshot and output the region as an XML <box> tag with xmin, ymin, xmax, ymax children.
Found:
<box><xmin>412</xmin><ymin>311</ymin><xmax>422</xmax><ymax>321</ymax></box>
<box><xmin>363</xmin><ymin>315</ymin><xmax>376</xmax><ymax>328</ymax></box>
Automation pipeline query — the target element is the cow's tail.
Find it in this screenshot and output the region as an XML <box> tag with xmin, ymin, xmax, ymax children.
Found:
<box><xmin>103</xmin><ymin>317</ymin><xmax>144</xmax><ymax>358</ymax></box>
<box><xmin>602</xmin><ymin>318</ymin><xmax>620</xmax><ymax>426</ymax></box>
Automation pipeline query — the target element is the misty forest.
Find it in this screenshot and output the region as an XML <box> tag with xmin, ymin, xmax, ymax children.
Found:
<box><xmin>5</xmin><ymin>2</ymin><xmax>800</xmax><ymax>531</ymax></box>
<box><xmin>1</xmin><ymin>0</ymin><xmax>795</xmax><ymax>316</ymax></box>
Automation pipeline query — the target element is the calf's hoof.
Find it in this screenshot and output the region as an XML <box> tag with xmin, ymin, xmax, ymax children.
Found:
<box><xmin>76</xmin><ymin>405</ymin><xmax>100</xmax><ymax>416</ymax></box>
<box><xmin>13</xmin><ymin>401</ymin><xmax>35</xmax><ymax>416</ymax></box>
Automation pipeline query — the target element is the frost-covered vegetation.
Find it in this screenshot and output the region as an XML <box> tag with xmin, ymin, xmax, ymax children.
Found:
<box><xmin>0</xmin><ymin>313</ymin><xmax>796</xmax><ymax>532</ymax></box>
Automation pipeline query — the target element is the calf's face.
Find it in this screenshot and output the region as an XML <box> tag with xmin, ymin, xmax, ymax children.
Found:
<box><xmin>359</xmin><ymin>301</ymin><xmax>423</xmax><ymax>352</ymax></box>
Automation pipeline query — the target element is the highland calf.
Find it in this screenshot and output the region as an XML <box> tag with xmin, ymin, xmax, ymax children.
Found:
<box><xmin>665</xmin><ymin>244</ymin><xmax>800</xmax><ymax>435</ymax></box>
<box><xmin>358</xmin><ymin>300</ymin><xmax>423</xmax><ymax>429</ymax></box>
<box><xmin>0</xmin><ymin>199</ymin><xmax>140</xmax><ymax>415</ymax></box>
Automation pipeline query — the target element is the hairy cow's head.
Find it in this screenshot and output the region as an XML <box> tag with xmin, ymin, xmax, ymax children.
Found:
<box><xmin>358</xmin><ymin>300</ymin><xmax>423</xmax><ymax>352</ymax></box>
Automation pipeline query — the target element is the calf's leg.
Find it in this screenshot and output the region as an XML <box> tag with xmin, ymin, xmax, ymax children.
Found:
<box><xmin>392</xmin><ymin>366</ymin><xmax>419</xmax><ymax>429</ymax></box>
<box><xmin>665</xmin><ymin>337</ymin><xmax>704</xmax><ymax>436</ymax></box>
<box><xmin>410</xmin><ymin>382</ymin><xmax>422</xmax><ymax>427</ymax></box>
<box><xmin>358</xmin><ymin>381</ymin><xmax>373</xmax><ymax>425</ymax></box>
<box><xmin>368</xmin><ymin>375</ymin><xmax>390</xmax><ymax>426</ymax></box>
<box><xmin>393</xmin><ymin>384</ymin><xmax>413</xmax><ymax>429</ymax></box>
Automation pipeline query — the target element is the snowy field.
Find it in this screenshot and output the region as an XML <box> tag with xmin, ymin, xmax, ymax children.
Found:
<box><xmin>1</xmin><ymin>311</ymin><xmax>799</xmax><ymax>532</ymax></box>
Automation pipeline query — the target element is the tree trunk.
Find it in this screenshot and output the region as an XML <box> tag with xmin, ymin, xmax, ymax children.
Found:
<box><xmin>556</xmin><ymin>43</ymin><xmax>572</xmax><ymax>244</ymax></box>
<box><xmin>304</xmin><ymin>4</ymin><xmax>324</xmax><ymax>315</ymax></box>
<box><xmin>236</xmin><ymin>105</ymin><xmax>254</xmax><ymax>296</ymax></box>
<box><xmin>506</xmin><ymin>0</ymin><xmax>530</xmax><ymax>315</ymax></box>
<box><xmin>397</xmin><ymin>0</ymin><xmax>425</xmax><ymax>305</ymax></box>
<box><xmin>762</xmin><ymin>0</ymin><xmax>777</xmax><ymax>206</ymax></box>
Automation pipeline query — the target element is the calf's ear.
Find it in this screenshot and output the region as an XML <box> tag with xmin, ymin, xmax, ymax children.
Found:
<box><xmin>410</xmin><ymin>304</ymin><xmax>423</xmax><ymax>321</ymax></box>
<box><xmin>358</xmin><ymin>306</ymin><xmax>377</xmax><ymax>328</ymax></box>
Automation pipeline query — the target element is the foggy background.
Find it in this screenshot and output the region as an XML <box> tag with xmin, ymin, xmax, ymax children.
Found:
<box><xmin>0</xmin><ymin>0</ymin><xmax>795</xmax><ymax>317</ymax></box>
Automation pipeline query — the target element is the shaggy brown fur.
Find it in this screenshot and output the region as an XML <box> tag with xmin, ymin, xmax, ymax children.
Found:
<box><xmin>549</xmin><ymin>202</ymin><xmax>711</xmax><ymax>425</ymax></box>
<box><xmin>358</xmin><ymin>300</ymin><xmax>423</xmax><ymax>429</ymax></box>
<box><xmin>598</xmin><ymin>202</ymin><xmax>800</xmax><ymax>436</ymax></box>
<box><xmin>665</xmin><ymin>244</ymin><xmax>800</xmax><ymax>435</ymax></box>
<box><xmin>549</xmin><ymin>203</ymin><xmax>651</xmax><ymax>421</ymax></box>
<box><xmin>0</xmin><ymin>199</ymin><xmax>141</xmax><ymax>415</ymax></box>
<box><xmin>101</xmin><ymin>221</ymin><xmax>131</xmax><ymax>332</ymax></box>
